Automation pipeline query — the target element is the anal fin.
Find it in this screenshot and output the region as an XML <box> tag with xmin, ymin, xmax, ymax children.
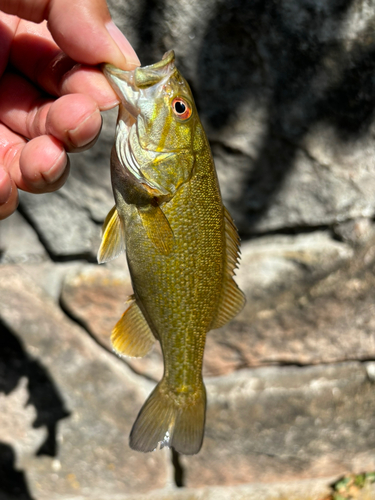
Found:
<box><xmin>97</xmin><ymin>205</ymin><xmax>125</xmax><ymax>264</ymax></box>
<box><xmin>111</xmin><ymin>296</ymin><xmax>156</xmax><ymax>357</ymax></box>
<box><xmin>138</xmin><ymin>204</ymin><xmax>174</xmax><ymax>255</ymax></box>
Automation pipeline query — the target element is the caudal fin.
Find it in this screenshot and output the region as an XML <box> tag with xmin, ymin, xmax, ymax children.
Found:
<box><xmin>129</xmin><ymin>379</ymin><xmax>206</xmax><ymax>455</ymax></box>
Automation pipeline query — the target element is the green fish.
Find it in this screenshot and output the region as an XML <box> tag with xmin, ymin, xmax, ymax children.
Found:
<box><xmin>98</xmin><ymin>50</ymin><xmax>245</xmax><ymax>455</ymax></box>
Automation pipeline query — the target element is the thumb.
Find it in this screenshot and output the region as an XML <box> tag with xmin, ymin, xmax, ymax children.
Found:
<box><xmin>0</xmin><ymin>0</ymin><xmax>140</xmax><ymax>70</ymax></box>
<box><xmin>48</xmin><ymin>0</ymin><xmax>140</xmax><ymax>70</ymax></box>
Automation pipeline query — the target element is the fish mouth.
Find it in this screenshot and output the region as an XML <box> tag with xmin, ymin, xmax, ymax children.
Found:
<box><xmin>102</xmin><ymin>50</ymin><xmax>176</xmax><ymax>119</ymax></box>
<box><xmin>102</xmin><ymin>64</ymin><xmax>140</xmax><ymax>119</ymax></box>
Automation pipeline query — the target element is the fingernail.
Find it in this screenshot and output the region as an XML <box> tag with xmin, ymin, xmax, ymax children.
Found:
<box><xmin>69</xmin><ymin>109</ymin><xmax>102</xmax><ymax>149</ymax></box>
<box><xmin>106</xmin><ymin>20</ymin><xmax>140</xmax><ymax>69</ymax></box>
<box><xmin>0</xmin><ymin>168</ymin><xmax>12</xmax><ymax>204</ymax></box>
<box><xmin>42</xmin><ymin>150</ymin><xmax>67</xmax><ymax>184</ymax></box>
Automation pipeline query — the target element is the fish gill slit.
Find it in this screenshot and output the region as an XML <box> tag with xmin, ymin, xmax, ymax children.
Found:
<box><xmin>125</xmin><ymin>134</ymin><xmax>141</xmax><ymax>179</ymax></box>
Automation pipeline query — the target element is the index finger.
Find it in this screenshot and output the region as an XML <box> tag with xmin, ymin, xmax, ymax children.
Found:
<box><xmin>10</xmin><ymin>19</ymin><xmax>120</xmax><ymax>109</ymax></box>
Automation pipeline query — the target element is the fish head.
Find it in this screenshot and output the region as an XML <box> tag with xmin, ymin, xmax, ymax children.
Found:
<box><xmin>104</xmin><ymin>50</ymin><xmax>199</xmax><ymax>153</ymax></box>
<box><xmin>134</xmin><ymin>51</ymin><xmax>199</xmax><ymax>154</ymax></box>
<box><xmin>103</xmin><ymin>51</ymin><xmax>203</xmax><ymax>203</ymax></box>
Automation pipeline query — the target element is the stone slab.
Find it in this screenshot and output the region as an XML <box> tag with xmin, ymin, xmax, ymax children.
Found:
<box><xmin>0</xmin><ymin>211</ymin><xmax>48</xmax><ymax>264</ymax></box>
<box><xmin>21</xmin><ymin>477</ymin><xmax>337</xmax><ymax>500</ymax></box>
<box><xmin>0</xmin><ymin>266</ymin><xmax>168</xmax><ymax>499</ymax></box>
<box><xmin>204</xmin><ymin>236</ymin><xmax>375</xmax><ymax>375</ymax></box>
<box><xmin>18</xmin><ymin>190</ymin><xmax>101</xmax><ymax>260</ymax></box>
<box><xmin>182</xmin><ymin>362</ymin><xmax>375</xmax><ymax>487</ymax></box>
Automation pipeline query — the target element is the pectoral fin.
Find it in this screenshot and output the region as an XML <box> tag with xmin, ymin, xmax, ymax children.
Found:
<box><xmin>211</xmin><ymin>207</ymin><xmax>246</xmax><ymax>329</ymax></box>
<box><xmin>138</xmin><ymin>205</ymin><xmax>174</xmax><ymax>255</ymax></box>
<box><xmin>111</xmin><ymin>295</ymin><xmax>156</xmax><ymax>357</ymax></box>
<box><xmin>97</xmin><ymin>205</ymin><xmax>125</xmax><ymax>264</ymax></box>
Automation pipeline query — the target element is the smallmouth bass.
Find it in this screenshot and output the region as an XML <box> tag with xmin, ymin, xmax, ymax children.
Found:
<box><xmin>98</xmin><ymin>50</ymin><xmax>245</xmax><ymax>455</ymax></box>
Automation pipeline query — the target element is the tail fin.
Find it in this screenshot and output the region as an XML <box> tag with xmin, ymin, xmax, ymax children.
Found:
<box><xmin>129</xmin><ymin>379</ymin><xmax>206</xmax><ymax>455</ymax></box>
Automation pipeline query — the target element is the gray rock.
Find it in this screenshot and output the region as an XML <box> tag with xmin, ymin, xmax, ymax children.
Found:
<box><xmin>108</xmin><ymin>0</ymin><xmax>375</xmax><ymax>234</ymax></box>
<box><xmin>0</xmin><ymin>210</ymin><xmax>48</xmax><ymax>264</ymax></box>
<box><xmin>236</xmin><ymin>231</ymin><xmax>353</xmax><ymax>302</ymax></box>
<box><xmin>73</xmin><ymin>477</ymin><xmax>334</xmax><ymax>500</ymax></box>
<box><xmin>19</xmin><ymin>189</ymin><xmax>101</xmax><ymax>259</ymax></box>
<box><xmin>0</xmin><ymin>211</ymin><xmax>85</xmax><ymax>300</ymax></box>
<box><xmin>182</xmin><ymin>362</ymin><xmax>375</xmax><ymax>486</ymax></box>
<box><xmin>333</xmin><ymin>217</ymin><xmax>375</xmax><ymax>246</ymax></box>
<box><xmin>16</xmin><ymin>261</ymin><xmax>85</xmax><ymax>303</ymax></box>
<box><xmin>205</xmin><ymin>236</ymin><xmax>375</xmax><ymax>375</ymax></box>
<box><xmin>0</xmin><ymin>266</ymin><xmax>168</xmax><ymax>499</ymax></box>
<box><xmin>366</xmin><ymin>362</ymin><xmax>375</xmax><ymax>383</ymax></box>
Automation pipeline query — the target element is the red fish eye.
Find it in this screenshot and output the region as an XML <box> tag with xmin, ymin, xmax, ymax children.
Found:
<box><xmin>172</xmin><ymin>98</ymin><xmax>192</xmax><ymax>120</ymax></box>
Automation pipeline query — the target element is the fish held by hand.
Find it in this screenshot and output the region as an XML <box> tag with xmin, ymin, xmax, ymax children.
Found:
<box><xmin>98</xmin><ymin>50</ymin><xmax>245</xmax><ymax>455</ymax></box>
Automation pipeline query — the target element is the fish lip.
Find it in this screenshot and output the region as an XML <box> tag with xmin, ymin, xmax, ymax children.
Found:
<box><xmin>102</xmin><ymin>51</ymin><xmax>176</xmax><ymax>119</ymax></box>
<box><xmin>102</xmin><ymin>63</ymin><xmax>140</xmax><ymax>118</ymax></box>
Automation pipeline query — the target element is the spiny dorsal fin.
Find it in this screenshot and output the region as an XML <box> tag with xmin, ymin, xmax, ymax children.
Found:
<box><xmin>111</xmin><ymin>295</ymin><xmax>156</xmax><ymax>358</ymax></box>
<box><xmin>138</xmin><ymin>205</ymin><xmax>174</xmax><ymax>255</ymax></box>
<box><xmin>97</xmin><ymin>205</ymin><xmax>125</xmax><ymax>264</ymax></box>
<box><xmin>211</xmin><ymin>207</ymin><xmax>246</xmax><ymax>329</ymax></box>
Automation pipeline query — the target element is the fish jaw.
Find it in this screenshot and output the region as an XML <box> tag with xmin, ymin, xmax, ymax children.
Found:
<box><xmin>102</xmin><ymin>63</ymin><xmax>140</xmax><ymax>118</ymax></box>
<box><xmin>102</xmin><ymin>50</ymin><xmax>176</xmax><ymax>118</ymax></box>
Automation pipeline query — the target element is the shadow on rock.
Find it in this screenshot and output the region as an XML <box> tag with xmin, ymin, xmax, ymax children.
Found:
<box><xmin>0</xmin><ymin>442</ymin><xmax>35</xmax><ymax>500</ymax></box>
<box><xmin>134</xmin><ymin>0</ymin><xmax>167</xmax><ymax>65</ymax></box>
<box><xmin>0</xmin><ymin>319</ymin><xmax>70</xmax><ymax>457</ymax></box>
<box><xmin>195</xmin><ymin>0</ymin><xmax>375</xmax><ymax>232</ymax></box>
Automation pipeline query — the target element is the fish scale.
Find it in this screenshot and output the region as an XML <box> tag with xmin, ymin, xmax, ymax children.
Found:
<box><xmin>127</xmin><ymin>174</ymin><xmax>222</xmax><ymax>388</ymax></box>
<box><xmin>98</xmin><ymin>50</ymin><xmax>245</xmax><ymax>454</ymax></box>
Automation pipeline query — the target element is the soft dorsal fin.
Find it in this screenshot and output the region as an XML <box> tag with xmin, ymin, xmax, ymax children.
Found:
<box><xmin>97</xmin><ymin>205</ymin><xmax>125</xmax><ymax>264</ymax></box>
<box><xmin>138</xmin><ymin>204</ymin><xmax>174</xmax><ymax>255</ymax></box>
<box><xmin>211</xmin><ymin>207</ymin><xmax>246</xmax><ymax>330</ymax></box>
<box><xmin>111</xmin><ymin>295</ymin><xmax>156</xmax><ymax>358</ymax></box>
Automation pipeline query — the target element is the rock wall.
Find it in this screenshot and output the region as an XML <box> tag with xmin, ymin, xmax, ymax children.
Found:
<box><xmin>1</xmin><ymin>1</ymin><xmax>375</xmax><ymax>499</ymax></box>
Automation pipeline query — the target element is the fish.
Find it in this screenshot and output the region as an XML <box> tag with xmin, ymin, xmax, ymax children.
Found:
<box><xmin>98</xmin><ymin>50</ymin><xmax>245</xmax><ymax>455</ymax></box>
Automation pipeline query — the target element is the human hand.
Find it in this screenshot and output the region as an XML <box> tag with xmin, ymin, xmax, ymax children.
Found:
<box><xmin>0</xmin><ymin>0</ymin><xmax>140</xmax><ymax>220</ymax></box>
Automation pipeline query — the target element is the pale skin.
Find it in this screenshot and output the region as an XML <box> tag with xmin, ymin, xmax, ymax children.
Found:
<box><xmin>0</xmin><ymin>0</ymin><xmax>140</xmax><ymax>220</ymax></box>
